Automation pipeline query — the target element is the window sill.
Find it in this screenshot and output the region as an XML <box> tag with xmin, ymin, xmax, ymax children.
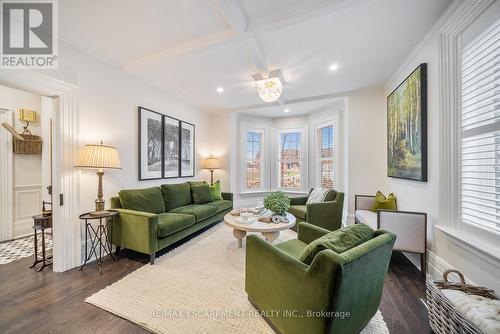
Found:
<box><xmin>239</xmin><ymin>190</ymin><xmax>309</xmax><ymax>196</ymax></box>
<box><xmin>434</xmin><ymin>225</ymin><xmax>500</xmax><ymax>269</ymax></box>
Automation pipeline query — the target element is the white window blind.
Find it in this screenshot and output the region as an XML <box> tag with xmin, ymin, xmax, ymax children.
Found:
<box><xmin>246</xmin><ymin>132</ymin><xmax>263</xmax><ymax>190</ymax></box>
<box><xmin>460</xmin><ymin>19</ymin><xmax>500</xmax><ymax>233</ymax></box>
<box><xmin>317</xmin><ymin>125</ymin><xmax>334</xmax><ymax>188</ymax></box>
<box><xmin>278</xmin><ymin>131</ymin><xmax>302</xmax><ymax>189</ymax></box>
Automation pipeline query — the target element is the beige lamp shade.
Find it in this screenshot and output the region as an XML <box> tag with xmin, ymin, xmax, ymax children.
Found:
<box><xmin>19</xmin><ymin>109</ymin><xmax>37</xmax><ymax>122</ymax></box>
<box><xmin>75</xmin><ymin>142</ymin><xmax>121</xmax><ymax>170</ymax></box>
<box><xmin>202</xmin><ymin>157</ymin><xmax>221</xmax><ymax>170</ymax></box>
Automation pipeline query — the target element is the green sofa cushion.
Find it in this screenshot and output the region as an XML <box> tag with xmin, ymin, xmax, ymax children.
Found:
<box><xmin>299</xmin><ymin>224</ymin><xmax>374</xmax><ymax>265</ymax></box>
<box><xmin>169</xmin><ymin>204</ymin><xmax>217</xmax><ymax>222</ymax></box>
<box><xmin>188</xmin><ymin>181</ymin><xmax>207</xmax><ymax>187</ymax></box>
<box><xmin>118</xmin><ymin>187</ymin><xmax>165</xmax><ymax>214</ymax></box>
<box><xmin>205</xmin><ymin>199</ymin><xmax>232</xmax><ymax>213</ymax></box>
<box><xmin>191</xmin><ymin>184</ymin><xmax>214</xmax><ymax>204</ymax></box>
<box><xmin>370</xmin><ymin>191</ymin><xmax>397</xmax><ymax>212</ymax></box>
<box><xmin>275</xmin><ymin>239</ymin><xmax>308</xmax><ymax>259</ymax></box>
<box><xmin>288</xmin><ymin>205</ymin><xmax>307</xmax><ymax>220</ymax></box>
<box><xmin>161</xmin><ymin>183</ymin><xmax>192</xmax><ymax>211</ymax></box>
<box><xmin>157</xmin><ymin>213</ymin><xmax>195</xmax><ymax>237</ymax></box>
<box><xmin>209</xmin><ymin>180</ymin><xmax>223</xmax><ymax>200</ymax></box>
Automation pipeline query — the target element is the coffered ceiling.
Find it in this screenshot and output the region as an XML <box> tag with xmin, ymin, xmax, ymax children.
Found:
<box><xmin>59</xmin><ymin>0</ymin><xmax>452</xmax><ymax>113</ymax></box>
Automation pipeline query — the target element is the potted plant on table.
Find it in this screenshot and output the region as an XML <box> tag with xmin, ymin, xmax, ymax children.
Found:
<box><xmin>264</xmin><ymin>191</ymin><xmax>291</xmax><ymax>224</ymax></box>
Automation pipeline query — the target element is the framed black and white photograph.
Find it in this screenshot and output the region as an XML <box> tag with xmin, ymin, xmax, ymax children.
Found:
<box><xmin>180</xmin><ymin>121</ymin><xmax>195</xmax><ymax>177</ymax></box>
<box><xmin>138</xmin><ymin>107</ymin><xmax>163</xmax><ymax>180</ymax></box>
<box><xmin>163</xmin><ymin>116</ymin><xmax>180</xmax><ymax>178</ymax></box>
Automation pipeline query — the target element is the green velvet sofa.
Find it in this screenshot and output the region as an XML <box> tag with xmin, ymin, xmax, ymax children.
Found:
<box><xmin>109</xmin><ymin>182</ymin><xmax>233</xmax><ymax>264</ymax></box>
<box><xmin>288</xmin><ymin>189</ymin><xmax>345</xmax><ymax>231</ymax></box>
<box><xmin>246</xmin><ymin>222</ymin><xmax>396</xmax><ymax>334</ymax></box>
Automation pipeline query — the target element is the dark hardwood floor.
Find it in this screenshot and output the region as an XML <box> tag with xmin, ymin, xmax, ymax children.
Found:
<box><xmin>0</xmin><ymin>225</ymin><xmax>431</xmax><ymax>334</ymax></box>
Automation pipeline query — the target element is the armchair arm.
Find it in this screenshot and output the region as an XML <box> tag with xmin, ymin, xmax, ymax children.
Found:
<box><xmin>354</xmin><ymin>195</ymin><xmax>375</xmax><ymax>211</ymax></box>
<box><xmin>221</xmin><ymin>192</ymin><xmax>233</xmax><ymax>202</ymax></box>
<box><xmin>307</xmin><ymin>192</ymin><xmax>344</xmax><ymax>231</ymax></box>
<box><xmin>110</xmin><ymin>208</ymin><xmax>158</xmax><ymax>255</ymax></box>
<box><xmin>290</xmin><ymin>195</ymin><xmax>308</xmax><ymax>205</ymax></box>
<box><xmin>377</xmin><ymin>210</ymin><xmax>426</xmax><ymax>253</ymax></box>
<box><xmin>297</xmin><ymin>222</ymin><xmax>331</xmax><ymax>244</ymax></box>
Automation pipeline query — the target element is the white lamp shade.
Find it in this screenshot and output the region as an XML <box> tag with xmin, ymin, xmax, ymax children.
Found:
<box><xmin>75</xmin><ymin>143</ymin><xmax>121</xmax><ymax>169</ymax></box>
<box><xmin>203</xmin><ymin>157</ymin><xmax>221</xmax><ymax>169</ymax></box>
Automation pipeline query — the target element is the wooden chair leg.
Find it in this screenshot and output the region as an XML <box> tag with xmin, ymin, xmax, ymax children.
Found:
<box><xmin>420</xmin><ymin>253</ymin><xmax>426</xmax><ymax>277</ymax></box>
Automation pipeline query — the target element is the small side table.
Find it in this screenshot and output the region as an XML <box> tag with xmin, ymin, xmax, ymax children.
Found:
<box><xmin>79</xmin><ymin>211</ymin><xmax>117</xmax><ymax>275</ymax></box>
<box><xmin>30</xmin><ymin>214</ymin><xmax>53</xmax><ymax>272</ymax></box>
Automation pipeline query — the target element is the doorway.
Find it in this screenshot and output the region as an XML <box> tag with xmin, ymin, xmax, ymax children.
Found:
<box><xmin>0</xmin><ymin>85</ymin><xmax>54</xmax><ymax>266</ymax></box>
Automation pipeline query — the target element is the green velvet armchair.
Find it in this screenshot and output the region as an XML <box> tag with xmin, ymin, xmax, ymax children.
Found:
<box><xmin>288</xmin><ymin>189</ymin><xmax>344</xmax><ymax>231</ymax></box>
<box><xmin>245</xmin><ymin>222</ymin><xmax>396</xmax><ymax>334</ymax></box>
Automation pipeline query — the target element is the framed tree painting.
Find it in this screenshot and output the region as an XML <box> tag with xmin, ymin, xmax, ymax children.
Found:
<box><xmin>180</xmin><ymin>121</ymin><xmax>195</xmax><ymax>177</ymax></box>
<box><xmin>138</xmin><ymin>107</ymin><xmax>163</xmax><ymax>180</ymax></box>
<box><xmin>387</xmin><ymin>63</ymin><xmax>427</xmax><ymax>181</ymax></box>
<box><xmin>163</xmin><ymin>116</ymin><xmax>180</xmax><ymax>178</ymax></box>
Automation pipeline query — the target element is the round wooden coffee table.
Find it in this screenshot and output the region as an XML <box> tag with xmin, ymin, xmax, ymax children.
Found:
<box><xmin>224</xmin><ymin>212</ymin><xmax>296</xmax><ymax>248</ymax></box>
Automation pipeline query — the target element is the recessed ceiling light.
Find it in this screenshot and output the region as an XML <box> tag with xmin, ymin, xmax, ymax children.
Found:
<box><xmin>329</xmin><ymin>64</ymin><xmax>339</xmax><ymax>72</ymax></box>
<box><xmin>216</xmin><ymin>87</ymin><xmax>224</xmax><ymax>93</ymax></box>
<box><xmin>284</xmin><ymin>108</ymin><xmax>290</xmax><ymax>113</ymax></box>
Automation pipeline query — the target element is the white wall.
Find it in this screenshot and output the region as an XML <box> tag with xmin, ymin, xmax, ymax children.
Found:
<box><xmin>0</xmin><ymin>85</ymin><xmax>43</xmax><ymax>238</ymax></box>
<box><xmin>384</xmin><ymin>1</ymin><xmax>500</xmax><ymax>292</ymax></box>
<box><xmin>48</xmin><ymin>42</ymin><xmax>213</xmax><ymax>215</ymax></box>
<box><xmin>345</xmin><ymin>90</ymin><xmax>387</xmax><ymax>221</ymax></box>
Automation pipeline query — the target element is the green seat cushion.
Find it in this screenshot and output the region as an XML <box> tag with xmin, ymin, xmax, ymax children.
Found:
<box><xmin>275</xmin><ymin>239</ymin><xmax>308</xmax><ymax>260</ymax></box>
<box><xmin>157</xmin><ymin>213</ymin><xmax>195</xmax><ymax>237</ymax></box>
<box><xmin>191</xmin><ymin>184</ymin><xmax>214</xmax><ymax>204</ymax></box>
<box><xmin>299</xmin><ymin>224</ymin><xmax>374</xmax><ymax>265</ymax></box>
<box><xmin>209</xmin><ymin>180</ymin><xmax>223</xmax><ymax>200</ymax></box>
<box><xmin>118</xmin><ymin>187</ymin><xmax>165</xmax><ymax>214</ymax></box>
<box><xmin>370</xmin><ymin>191</ymin><xmax>397</xmax><ymax>212</ymax></box>
<box><xmin>205</xmin><ymin>200</ymin><xmax>232</xmax><ymax>213</ymax></box>
<box><xmin>289</xmin><ymin>205</ymin><xmax>307</xmax><ymax>220</ymax></box>
<box><xmin>161</xmin><ymin>183</ymin><xmax>192</xmax><ymax>211</ymax></box>
<box><xmin>169</xmin><ymin>204</ymin><xmax>218</xmax><ymax>222</ymax></box>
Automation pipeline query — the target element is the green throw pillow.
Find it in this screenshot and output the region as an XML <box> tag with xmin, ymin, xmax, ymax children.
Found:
<box><xmin>191</xmin><ymin>184</ymin><xmax>214</xmax><ymax>204</ymax></box>
<box><xmin>161</xmin><ymin>183</ymin><xmax>192</xmax><ymax>211</ymax></box>
<box><xmin>209</xmin><ymin>180</ymin><xmax>223</xmax><ymax>200</ymax></box>
<box><xmin>119</xmin><ymin>187</ymin><xmax>165</xmax><ymax>214</ymax></box>
<box><xmin>188</xmin><ymin>181</ymin><xmax>207</xmax><ymax>188</ymax></box>
<box><xmin>369</xmin><ymin>191</ymin><xmax>397</xmax><ymax>212</ymax></box>
<box><xmin>299</xmin><ymin>224</ymin><xmax>374</xmax><ymax>265</ymax></box>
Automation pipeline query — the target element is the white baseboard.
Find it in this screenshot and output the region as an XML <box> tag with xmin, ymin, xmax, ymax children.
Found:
<box><xmin>80</xmin><ymin>239</ymin><xmax>115</xmax><ymax>266</ymax></box>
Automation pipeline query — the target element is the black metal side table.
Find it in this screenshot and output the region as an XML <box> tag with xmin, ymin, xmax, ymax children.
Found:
<box><xmin>30</xmin><ymin>214</ymin><xmax>52</xmax><ymax>272</ymax></box>
<box><xmin>79</xmin><ymin>211</ymin><xmax>117</xmax><ymax>275</ymax></box>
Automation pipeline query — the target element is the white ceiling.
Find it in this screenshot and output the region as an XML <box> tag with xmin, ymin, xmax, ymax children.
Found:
<box><xmin>59</xmin><ymin>0</ymin><xmax>452</xmax><ymax>113</ymax></box>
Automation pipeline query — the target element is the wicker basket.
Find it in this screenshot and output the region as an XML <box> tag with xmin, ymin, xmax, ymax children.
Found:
<box><xmin>426</xmin><ymin>269</ymin><xmax>497</xmax><ymax>334</ymax></box>
<box><xmin>13</xmin><ymin>133</ymin><xmax>42</xmax><ymax>154</ymax></box>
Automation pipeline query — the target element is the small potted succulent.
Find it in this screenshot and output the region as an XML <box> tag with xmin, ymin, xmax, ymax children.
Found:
<box><xmin>264</xmin><ymin>190</ymin><xmax>291</xmax><ymax>223</ymax></box>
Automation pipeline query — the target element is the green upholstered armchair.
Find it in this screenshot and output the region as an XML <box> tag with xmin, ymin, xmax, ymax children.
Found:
<box><xmin>288</xmin><ymin>189</ymin><xmax>344</xmax><ymax>231</ymax></box>
<box><xmin>245</xmin><ymin>222</ymin><xmax>396</xmax><ymax>334</ymax></box>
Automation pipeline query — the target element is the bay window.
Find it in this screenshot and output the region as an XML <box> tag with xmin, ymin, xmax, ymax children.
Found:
<box><xmin>317</xmin><ymin>124</ymin><xmax>334</xmax><ymax>188</ymax></box>
<box><xmin>278</xmin><ymin>130</ymin><xmax>303</xmax><ymax>190</ymax></box>
<box><xmin>245</xmin><ymin>130</ymin><xmax>264</xmax><ymax>190</ymax></box>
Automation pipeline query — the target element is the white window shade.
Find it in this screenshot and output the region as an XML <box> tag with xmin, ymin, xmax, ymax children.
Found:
<box><xmin>460</xmin><ymin>19</ymin><xmax>500</xmax><ymax>233</ymax></box>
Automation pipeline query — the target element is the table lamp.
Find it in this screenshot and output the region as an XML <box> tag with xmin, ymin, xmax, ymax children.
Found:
<box><xmin>202</xmin><ymin>156</ymin><xmax>220</xmax><ymax>184</ymax></box>
<box><xmin>75</xmin><ymin>141</ymin><xmax>121</xmax><ymax>216</ymax></box>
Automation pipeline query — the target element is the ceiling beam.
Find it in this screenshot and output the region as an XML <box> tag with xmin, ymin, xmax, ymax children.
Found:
<box><xmin>122</xmin><ymin>0</ymin><xmax>372</xmax><ymax>72</ymax></box>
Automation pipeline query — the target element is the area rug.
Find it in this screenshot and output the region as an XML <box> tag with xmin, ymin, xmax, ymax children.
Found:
<box><xmin>0</xmin><ymin>234</ymin><xmax>52</xmax><ymax>265</ymax></box>
<box><xmin>86</xmin><ymin>223</ymin><xmax>389</xmax><ymax>334</ymax></box>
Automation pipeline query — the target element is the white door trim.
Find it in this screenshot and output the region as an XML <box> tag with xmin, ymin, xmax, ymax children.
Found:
<box><xmin>0</xmin><ymin>70</ymin><xmax>81</xmax><ymax>272</ymax></box>
<box><xmin>0</xmin><ymin>109</ymin><xmax>14</xmax><ymax>242</ymax></box>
